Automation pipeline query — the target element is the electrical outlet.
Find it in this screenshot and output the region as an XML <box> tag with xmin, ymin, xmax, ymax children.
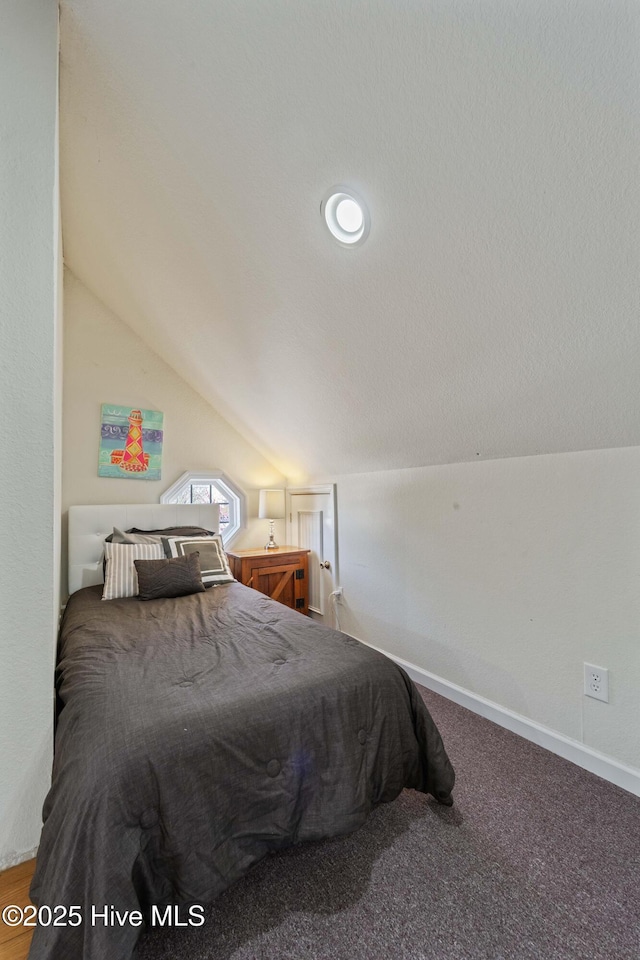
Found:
<box><xmin>584</xmin><ymin>663</ymin><xmax>609</xmax><ymax>703</ymax></box>
<box><xmin>332</xmin><ymin>587</ymin><xmax>344</xmax><ymax>602</ymax></box>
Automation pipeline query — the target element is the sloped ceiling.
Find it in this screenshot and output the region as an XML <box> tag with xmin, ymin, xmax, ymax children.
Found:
<box><xmin>60</xmin><ymin>0</ymin><xmax>640</xmax><ymax>479</ymax></box>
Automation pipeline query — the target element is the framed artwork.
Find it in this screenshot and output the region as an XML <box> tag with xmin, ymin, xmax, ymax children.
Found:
<box><xmin>98</xmin><ymin>404</ymin><xmax>164</xmax><ymax>480</ymax></box>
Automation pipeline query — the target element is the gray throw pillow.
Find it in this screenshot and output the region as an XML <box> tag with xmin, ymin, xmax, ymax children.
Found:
<box><xmin>109</xmin><ymin>527</ymin><xmax>162</xmax><ymax>544</ymax></box>
<box><xmin>134</xmin><ymin>552</ymin><xmax>206</xmax><ymax>601</ymax></box>
<box><xmin>127</xmin><ymin>526</ymin><xmax>214</xmax><ymax>537</ymax></box>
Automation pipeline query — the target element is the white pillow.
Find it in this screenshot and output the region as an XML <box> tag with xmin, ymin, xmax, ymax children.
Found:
<box><xmin>102</xmin><ymin>541</ymin><xmax>164</xmax><ymax>600</ymax></box>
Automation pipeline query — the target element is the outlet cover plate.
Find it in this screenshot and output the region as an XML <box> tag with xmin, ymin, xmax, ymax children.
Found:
<box><xmin>584</xmin><ymin>662</ymin><xmax>609</xmax><ymax>703</ymax></box>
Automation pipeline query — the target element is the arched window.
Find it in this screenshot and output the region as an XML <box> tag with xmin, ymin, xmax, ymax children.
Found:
<box><xmin>161</xmin><ymin>471</ymin><xmax>246</xmax><ymax>544</ymax></box>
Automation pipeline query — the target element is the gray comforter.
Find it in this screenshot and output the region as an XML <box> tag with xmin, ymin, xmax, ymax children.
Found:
<box><xmin>29</xmin><ymin>582</ymin><xmax>454</xmax><ymax>959</ymax></box>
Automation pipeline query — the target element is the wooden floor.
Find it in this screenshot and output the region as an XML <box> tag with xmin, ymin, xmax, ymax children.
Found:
<box><xmin>0</xmin><ymin>859</ymin><xmax>35</xmax><ymax>960</ymax></box>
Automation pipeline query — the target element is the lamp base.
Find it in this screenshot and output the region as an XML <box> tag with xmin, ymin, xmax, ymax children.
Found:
<box><xmin>265</xmin><ymin>519</ymin><xmax>278</xmax><ymax>550</ymax></box>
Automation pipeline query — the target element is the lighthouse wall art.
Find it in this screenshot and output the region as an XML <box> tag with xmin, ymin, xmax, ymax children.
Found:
<box><xmin>98</xmin><ymin>404</ymin><xmax>164</xmax><ymax>480</ymax></box>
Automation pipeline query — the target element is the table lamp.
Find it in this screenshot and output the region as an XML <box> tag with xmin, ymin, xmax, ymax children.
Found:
<box><xmin>258</xmin><ymin>489</ymin><xmax>286</xmax><ymax>549</ymax></box>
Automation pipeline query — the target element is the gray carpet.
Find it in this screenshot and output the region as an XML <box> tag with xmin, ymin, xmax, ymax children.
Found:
<box><xmin>137</xmin><ymin>687</ymin><xmax>640</xmax><ymax>960</ymax></box>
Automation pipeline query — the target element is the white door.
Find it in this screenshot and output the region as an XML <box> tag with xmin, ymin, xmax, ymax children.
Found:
<box><xmin>286</xmin><ymin>485</ymin><xmax>338</xmax><ymax>627</ymax></box>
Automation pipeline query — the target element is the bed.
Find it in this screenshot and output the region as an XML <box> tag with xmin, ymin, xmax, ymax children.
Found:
<box><xmin>29</xmin><ymin>504</ymin><xmax>455</xmax><ymax>960</ymax></box>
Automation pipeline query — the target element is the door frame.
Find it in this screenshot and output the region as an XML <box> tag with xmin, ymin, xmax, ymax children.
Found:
<box><xmin>286</xmin><ymin>483</ymin><xmax>339</xmax><ymax>588</ymax></box>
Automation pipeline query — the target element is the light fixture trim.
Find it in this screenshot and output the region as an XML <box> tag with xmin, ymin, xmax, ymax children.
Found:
<box><xmin>321</xmin><ymin>186</ymin><xmax>370</xmax><ymax>246</ymax></box>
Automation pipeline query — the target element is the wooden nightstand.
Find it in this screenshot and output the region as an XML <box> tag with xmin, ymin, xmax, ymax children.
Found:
<box><xmin>226</xmin><ymin>546</ymin><xmax>310</xmax><ymax>615</ymax></box>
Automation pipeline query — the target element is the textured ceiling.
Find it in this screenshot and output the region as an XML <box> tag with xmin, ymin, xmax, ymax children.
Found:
<box><xmin>60</xmin><ymin>0</ymin><xmax>640</xmax><ymax>479</ymax></box>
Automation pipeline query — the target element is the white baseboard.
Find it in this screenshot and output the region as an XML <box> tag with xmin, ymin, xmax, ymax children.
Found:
<box><xmin>360</xmin><ymin>639</ymin><xmax>640</xmax><ymax>798</ymax></box>
<box><xmin>0</xmin><ymin>846</ymin><xmax>38</xmax><ymax>873</ymax></box>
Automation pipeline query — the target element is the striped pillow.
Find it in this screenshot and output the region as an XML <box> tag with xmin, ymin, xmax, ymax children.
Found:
<box><xmin>102</xmin><ymin>541</ymin><xmax>165</xmax><ymax>600</ymax></box>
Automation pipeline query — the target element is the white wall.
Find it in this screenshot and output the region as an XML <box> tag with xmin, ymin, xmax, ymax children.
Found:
<box><xmin>60</xmin><ymin>2</ymin><xmax>640</xmax><ymax>481</ymax></box>
<box><xmin>62</xmin><ymin>271</ymin><xmax>287</xmax><ymax>594</ymax></box>
<box><xmin>320</xmin><ymin>447</ymin><xmax>640</xmax><ymax>772</ymax></box>
<box><xmin>0</xmin><ymin>0</ymin><xmax>61</xmax><ymax>869</ymax></box>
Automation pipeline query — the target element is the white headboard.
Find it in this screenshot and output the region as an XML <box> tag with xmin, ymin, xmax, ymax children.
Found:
<box><xmin>68</xmin><ymin>503</ymin><xmax>220</xmax><ymax>596</ymax></box>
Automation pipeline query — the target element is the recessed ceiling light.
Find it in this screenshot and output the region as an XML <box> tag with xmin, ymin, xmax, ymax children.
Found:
<box><xmin>321</xmin><ymin>187</ymin><xmax>370</xmax><ymax>246</ymax></box>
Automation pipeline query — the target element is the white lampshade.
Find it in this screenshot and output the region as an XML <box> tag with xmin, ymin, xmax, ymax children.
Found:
<box><xmin>258</xmin><ymin>489</ymin><xmax>285</xmax><ymax>520</ymax></box>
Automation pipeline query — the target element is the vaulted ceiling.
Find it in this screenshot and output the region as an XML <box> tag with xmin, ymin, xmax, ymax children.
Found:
<box><xmin>60</xmin><ymin>0</ymin><xmax>640</xmax><ymax>479</ymax></box>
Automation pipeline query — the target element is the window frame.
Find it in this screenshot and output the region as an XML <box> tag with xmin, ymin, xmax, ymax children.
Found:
<box><xmin>161</xmin><ymin>470</ymin><xmax>246</xmax><ymax>545</ymax></box>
